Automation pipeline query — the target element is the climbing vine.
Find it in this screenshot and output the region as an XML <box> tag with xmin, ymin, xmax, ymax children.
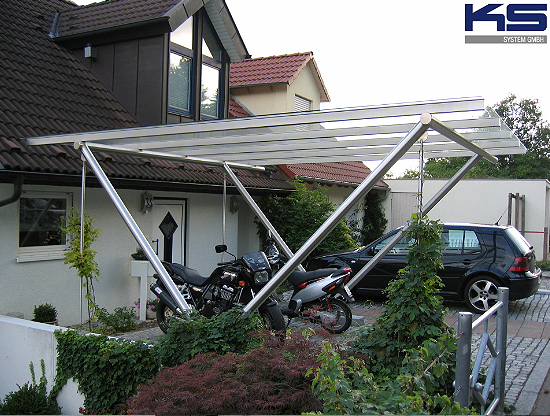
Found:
<box><xmin>61</xmin><ymin>209</ymin><xmax>101</xmax><ymax>329</ymax></box>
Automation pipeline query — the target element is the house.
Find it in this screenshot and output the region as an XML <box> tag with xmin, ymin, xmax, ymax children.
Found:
<box><xmin>230</xmin><ymin>53</ymin><xmax>389</xmax><ymax>229</ymax></box>
<box><xmin>0</xmin><ymin>0</ymin><xmax>294</xmax><ymax>324</ymax></box>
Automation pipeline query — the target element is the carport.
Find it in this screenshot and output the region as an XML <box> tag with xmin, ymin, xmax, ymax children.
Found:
<box><xmin>27</xmin><ymin>97</ymin><xmax>526</xmax><ymax>315</ymax></box>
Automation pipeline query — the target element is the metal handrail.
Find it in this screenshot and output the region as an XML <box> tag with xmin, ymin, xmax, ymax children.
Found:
<box><xmin>455</xmin><ymin>287</ymin><xmax>509</xmax><ymax>414</ymax></box>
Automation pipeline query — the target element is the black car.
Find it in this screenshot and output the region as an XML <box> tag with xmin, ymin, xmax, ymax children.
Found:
<box><xmin>307</xmin><ymin>223</ymin><xmax>541</xmax><ymax>313</ymax></box>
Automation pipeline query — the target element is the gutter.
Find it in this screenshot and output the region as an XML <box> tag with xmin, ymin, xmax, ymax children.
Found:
<box><xmin>0</xmin><ymin>176</ymin><xmax>23</xmax><ymax>208</ymax></box>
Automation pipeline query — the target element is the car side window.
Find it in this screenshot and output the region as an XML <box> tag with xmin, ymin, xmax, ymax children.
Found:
<box><xmin>373</xmin><ymin>234</ymin><xmax>413</xmax><ymax>255</ymax></box>
<box><xmin>441</xmin><ymin>229</ymin><xmax>481</xmax><ymax>255</ymax></box>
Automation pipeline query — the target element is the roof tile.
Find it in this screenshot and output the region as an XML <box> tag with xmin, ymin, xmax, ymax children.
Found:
<box><xmin>0</xmin><ymin>0</ymin><xmax>292</xmax><ymax>193</ymax></box>
<box><xmin>230</xmin><ymin>52</ymin><xmax>314</xmax><ymax>87</ymax></box>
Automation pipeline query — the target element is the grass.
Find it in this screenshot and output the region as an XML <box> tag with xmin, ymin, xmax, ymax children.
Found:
<box><xmin>537</xmin><ymin>261</ymin><xmax>550</xmax><ymax>271</ymax></box>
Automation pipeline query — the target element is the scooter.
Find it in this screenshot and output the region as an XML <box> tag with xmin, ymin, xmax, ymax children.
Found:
<box><xmin>265</xmin><ymin>237</ymin><xmax>354</xmax><ymax>334</ymax></box>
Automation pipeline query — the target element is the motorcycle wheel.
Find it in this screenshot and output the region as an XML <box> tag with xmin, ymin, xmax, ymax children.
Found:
<box><xmin>259</xmin><ymin>304</ymin><xmax>286</xmax><ymax>331</ymax></box>
<box><xmin>314</xmin><ymin>298</ymin><xmax>352</xmax><ymax>334</ymax></box>
<box><xmin>156</xmin><ymin>301</ymin><xmax>175</xmax><ymax>334</ymax></box>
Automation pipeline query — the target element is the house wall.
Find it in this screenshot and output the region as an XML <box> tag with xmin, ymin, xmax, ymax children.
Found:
<box><xmin>0</xmin><ymin>183</ymin><xmax>257</xmax><ymax>325</ymax></box>
<box><xmin>231</xmin><ymin>84</ymin><xmax>290</xmax><ymax>115</ymax></box>
<box><xmin>74</xmin><ymin>35</ymin><xmax>168</xmax><ymax>126</ymax></box>
<box><xmin>287</xmin><ymin>62</ymin><xmax>322</xmax><ymax>111</ymax></box>
<box><xmin>383</xmin><ymin>179</ymin><xmax>550</xmax><ymax>260</ymax></box>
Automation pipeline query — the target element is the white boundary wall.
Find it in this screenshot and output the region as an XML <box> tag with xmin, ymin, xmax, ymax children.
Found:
<box><xmin>384</xmin><ymin>179</ymin><xmax>550</xmax><ymax>259</ymax></box>
<box><xmin>0</xmin><ymin>315</ymin><xmax>84</xmax><ymax>414</ymax></box>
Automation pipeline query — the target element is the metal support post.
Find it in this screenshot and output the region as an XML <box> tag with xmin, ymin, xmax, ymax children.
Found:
<box><xmin>496</xmin><ymin>287</ymin><xmax>509</xmax><ymax>414</ymax></box>
<box><xmin>223</xmin><ymin>163</ymin><xmax>305</xmax><ymax>271</ymax></box>
<box><xmin>80</xmin><ymin>157</ymin><xmax>86</xmax><ymax>325</ymax></box>
<box><xmin>243</xmin><ymin>115</ymin><xmax>432</xmax><ymax>313</ymax></box>
<box><xmin>78</xmin><ymin>142</ymin><xmax>191</xmax><ymax>313</ymax></box>
<box><xmin>346</xmin><ymin>153</ymin><xmax>484</xmax><ymax>290</ymax></box>
<box><xmin>456</xmin><ymin>311</ymin><xmax>473</xmax><ymax>408</ymax></box>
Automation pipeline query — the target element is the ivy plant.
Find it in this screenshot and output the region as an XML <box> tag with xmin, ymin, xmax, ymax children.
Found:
<box><xmin>53</xmin><ymin>330</ymin><xmax>160</xmax><ymax>414</ymax></box>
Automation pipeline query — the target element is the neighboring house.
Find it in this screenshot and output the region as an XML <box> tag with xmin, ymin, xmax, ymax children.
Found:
<box><xmin>0</xmin><ymin>0</ymin><xmax>294</xmax><ymax>324</ymax></box>
<box><xmin>384</xmin><ymin>179</ymin><xmax>550</xmax><ymax>261</ymax></box>
<box><xmin>230</xmin><ymin>52</ymin><xmax>330</xmax><ymax>115</ymax></box>
<box><xmin>230</xmin><ymin>53</ymin><xmax>388</xmax><ymax>228</ymax></box>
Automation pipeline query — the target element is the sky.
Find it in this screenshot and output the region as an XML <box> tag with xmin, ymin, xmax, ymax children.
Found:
<box><xmin>72</xmin><ymin>0</ymin><xmax>549</xmax><ymax>173</ymax></box>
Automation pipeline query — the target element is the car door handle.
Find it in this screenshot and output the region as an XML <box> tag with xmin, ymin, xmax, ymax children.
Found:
<box><xmin>462</xmin><ymin>259</ymin><xmax>472</xmax><ymax>265</ymax></box>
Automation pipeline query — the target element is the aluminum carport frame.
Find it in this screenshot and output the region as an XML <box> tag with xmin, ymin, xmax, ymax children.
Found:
<box><xmin>27</xmin><ymin>97</ymin><xmax>525</xmax><ymax>315</ymax></box>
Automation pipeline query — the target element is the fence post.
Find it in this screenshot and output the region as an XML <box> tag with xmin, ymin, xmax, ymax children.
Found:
<box><xmin>456</xmin><ymin>311</ymin><xmax>473</xmax><ymax>408</ymax></box>
<box><xmin>496</xmin><ymin>287</ymin><xmax>509</xmax><ymax>414</ymax></box>
<box><xmin>544</xmin><ymin>227</ymin><xmax>548</xmax><ymax>262</ymax></box>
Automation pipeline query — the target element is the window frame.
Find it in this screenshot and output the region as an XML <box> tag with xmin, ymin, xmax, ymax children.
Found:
<box><xmin>16</xmin><ymin>191</ymin><xmax>72</xmax><ymax>263</ymax></box>
<box><xmin>168</xmin><ymin>9</ymin><xmax>228</xmax><ymax>121</ymax></box>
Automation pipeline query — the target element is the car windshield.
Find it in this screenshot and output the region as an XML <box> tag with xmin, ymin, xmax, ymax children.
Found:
<box><xmin>505</xmin><ymin>227</ymin><xmax>533</xmax><ymax>254</ymax></box>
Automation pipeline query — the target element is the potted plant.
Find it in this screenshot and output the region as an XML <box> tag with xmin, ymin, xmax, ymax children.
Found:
<box><xmin>134</xmin><ymin>298</ymin><xmax>158</xmax><ymax>320</ymax></box>
<box><xmin>131</xmin><ymin>247</ymin><xmax>147</xmax><ymax>260</ymax></box>
<box><xmin>32</xmin><ymin>303</ymin><xmax>58</xmax><ymax>325</ymax></box>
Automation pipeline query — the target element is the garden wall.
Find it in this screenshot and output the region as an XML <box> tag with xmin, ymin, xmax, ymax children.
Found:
<box><xmin>0</xmin><ymin>315</ymin><xmax>84</xmax><ymax>414</ymax></box>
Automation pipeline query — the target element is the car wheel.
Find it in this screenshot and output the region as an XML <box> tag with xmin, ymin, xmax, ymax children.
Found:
<box><xmin>464</xmin><ymin>276</ymin><xmax>501</xmax><ymax>314</ymax></box>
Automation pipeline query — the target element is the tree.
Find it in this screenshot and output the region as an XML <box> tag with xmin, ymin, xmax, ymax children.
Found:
<box><xmin>421</xmin><ymin>94</ymin><xmax>550</xmax><ymax>179</ymax></box>
<box><xmin>255</xmin><ymin>180</ymin><xmax>357</xmax><ymax>260</ymax></box>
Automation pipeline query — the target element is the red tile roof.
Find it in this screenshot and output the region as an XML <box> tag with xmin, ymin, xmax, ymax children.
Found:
<box><xmin>280</xmin><ymin>162</ymin><xmax>388</xmax><ymax>188</ymax></box>
<box><xmin>230</xmin><ymin>52</ymin><xmax>329</xmax><ymax>101</ymax></box>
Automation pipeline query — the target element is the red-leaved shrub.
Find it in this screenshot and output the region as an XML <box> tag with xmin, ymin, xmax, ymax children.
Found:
<box><xmin>127</xmin><ymin>333</ymin><xmax>323</xmax><ymax>415</ymax></box>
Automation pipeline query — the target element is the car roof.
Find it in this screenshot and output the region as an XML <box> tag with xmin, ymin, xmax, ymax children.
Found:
<box><xmin>441</xmin><ymin>222</ymin><xmax>512</xmax><ymax>231</ymax></box>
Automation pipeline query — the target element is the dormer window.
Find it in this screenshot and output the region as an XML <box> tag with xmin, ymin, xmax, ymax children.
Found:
<box><xmin>169</xmin><ymin>11</ymin><xmax>227</xmax><ymax>121</ymax></box>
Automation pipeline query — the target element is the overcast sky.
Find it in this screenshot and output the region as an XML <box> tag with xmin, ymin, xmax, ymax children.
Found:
<box><xmin>72</xmin><ymin>0</ymin><xmax>549</xmax><ymax>173</ymax></box>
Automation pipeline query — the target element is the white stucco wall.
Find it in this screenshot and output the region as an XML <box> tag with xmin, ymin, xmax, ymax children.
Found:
<box><xmin>0</xmin><ymin>183</ymin><xmax>258</xmax><ymax>325</ymax></box>
<box><xmin>383</xmin><ymin>179</ymin><xmax>550</xmax><ymax>259</ymax></box>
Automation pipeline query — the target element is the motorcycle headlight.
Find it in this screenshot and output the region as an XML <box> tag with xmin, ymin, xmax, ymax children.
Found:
<box><xmin>254</xmin><ymin>270</ymin><xmax>270</xmax><ymax>285</ymax></box>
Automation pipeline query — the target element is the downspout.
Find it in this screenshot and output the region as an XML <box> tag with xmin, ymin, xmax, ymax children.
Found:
<box><xmin>0</xmin><ymin>176</ymin><xmax>24</xmax><ymax>208</ymax></box>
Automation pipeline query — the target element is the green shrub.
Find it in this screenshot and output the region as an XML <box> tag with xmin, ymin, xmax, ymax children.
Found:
<box><xmin>32</xmin><ymin>303</ymin><xmax>57</xmax><ymax>323</ymax></box>
<box><xmin>308</xmin><ymin>341</ymin><xmax>468</xmax><ymax>415</ymax></box>
<box><xmin>95</xmin><ymin>306</ymin><xmax>137</xmax><ymax>334</ymax></box>
<box><xmin>0</xmin><ymin>360</ymin><xmax>61</xmax><ymax>415</ymax></box>
<box><xmin>256</xmin><ymin>180</ymin><xmax>357</xmax><ymax>260</ymax></box>
<box><xmin>153</xmin><ymin>306</ymin><xmax>265</xmax><ymax>367</ymax></box>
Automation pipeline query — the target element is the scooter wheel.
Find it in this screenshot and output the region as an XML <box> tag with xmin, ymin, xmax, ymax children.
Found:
<box><xmin>317</xmin><ymin>298</ymin><xmax>352</xmax><ymax>334</ymax></box>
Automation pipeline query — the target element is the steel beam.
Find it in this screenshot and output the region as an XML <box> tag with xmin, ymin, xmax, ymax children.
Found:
<box><xmin>242</xmin><ymin>114</ymin><xmax>432</xmax><ymax>313</ymax></box>
<box><xmin>222</xmin><ymin>163</ymin><xmax>305</xmax><ymax>271</ymax></box>
<box><xmin>78</xmin><ymin>143</ymin><xmax>191</xmax><ymax>313</ymax></box>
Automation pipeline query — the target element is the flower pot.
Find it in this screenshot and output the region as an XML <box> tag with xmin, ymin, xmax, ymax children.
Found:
<box><xmin>146</xmin><ymin>310</ymin><xmax>156</xmax><ymax>320</ymax></box>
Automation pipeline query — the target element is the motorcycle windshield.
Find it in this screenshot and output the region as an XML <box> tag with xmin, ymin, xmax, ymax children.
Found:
<box><xmin>242</xmin><ymin>251</ymin><xmax>270</xmax><ymax>272</ymax></box>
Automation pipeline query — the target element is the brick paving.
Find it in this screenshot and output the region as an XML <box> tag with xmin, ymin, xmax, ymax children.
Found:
<box><xmin>120</xmin><ymin>276</ymin><xmax>550</xmax><ymax>414</ymax></box>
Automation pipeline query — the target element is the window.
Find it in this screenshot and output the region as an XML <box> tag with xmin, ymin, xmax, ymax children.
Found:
<box><xmin>168</xmin><ymin>11</ymin><xmax>226</xmax><ymax>120</ymax></box>
<box><xmin>373</xmin><ymin>233</ymin><xmax>413</xmax><ymax>255</ymax></box>
<box><xmin>441</xmin><ymin>229</ymin><xmax>481</xmax><ymax>255</ymax></box>
<box><xmin>295</xmin><ymin>95</ymin><xmax>312</xmax><ymax>112</ymax></box>
<box><xmin>17</xmin><ymin>193</ymin><xmax>71</xmax><ymax>262</ymax></box>
<box><xmin>201</xmin><ymin>62</ymin><xmax>219</xmax><ymax>118</ymax></box>
<box><xmin>169</xmin><ymin>51</ymin><xmax>192</xmax><ymax>114</ymax></box>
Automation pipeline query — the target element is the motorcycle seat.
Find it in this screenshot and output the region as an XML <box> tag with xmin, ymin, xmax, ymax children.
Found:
<box><xmin>169</xmin><ymin>263</ymin><xmax>208</xmax><ymax>286</ymax></box>
<box><xmin>288</xmin><ymin>268</ymin><xmax>337</xmax><ymax>286</ymax></box>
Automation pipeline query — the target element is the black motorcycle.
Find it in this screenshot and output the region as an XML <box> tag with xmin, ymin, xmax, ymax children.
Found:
<box><xmin>150</xmin><ymin>244</ymin><xmax>286</xmax><ymax>333</ymax></box>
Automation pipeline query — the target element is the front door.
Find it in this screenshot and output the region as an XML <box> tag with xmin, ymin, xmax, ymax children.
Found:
<box><xmin>152</xmin><ymin>202</ymin><xmax>186</xmax><ymax>265</ymax></box>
